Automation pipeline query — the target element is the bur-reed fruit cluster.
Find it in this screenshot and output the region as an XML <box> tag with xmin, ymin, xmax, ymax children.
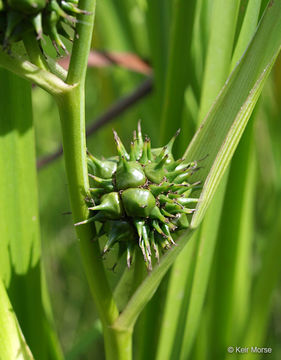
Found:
<box><xmin>0</xmin><ymin>0</ymin><xmax>89</xmax><ymax>53</ymax></box>
<box><xmin>77</xmin><ymin>123</ymin><xmax>201</xmax><ymax>270</ymax></box>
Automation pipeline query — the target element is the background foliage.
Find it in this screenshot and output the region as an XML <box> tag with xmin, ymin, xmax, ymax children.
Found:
<box><xmin>1</xmin><ymin>0</ymin><xmax>281</xmax><ymax>359</ymax></box>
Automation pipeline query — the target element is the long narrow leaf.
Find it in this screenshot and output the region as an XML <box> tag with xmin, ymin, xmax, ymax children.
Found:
<box><xmin>184</xmin><ymin>0</ymin><xmax>281</xmax><ymax>228</ymax></box>
<box><xmin>0</xmin><ymin>70</ymin><xmax>63</xmax><ymax>360</ymax></box>
<box><xmin>0</xmin><ymin>278</ymin><xmax>34</xmax><ymax>360</ymax></box>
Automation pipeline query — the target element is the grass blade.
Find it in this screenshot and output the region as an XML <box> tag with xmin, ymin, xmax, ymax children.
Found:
<box><xmin>173</xmin><ymin>0</ymin><xmax>241</xmax><ymax>357</ymax></box>
<box><xmin>0</xmin><ymin>278</ymin><xmax>34</xmax><ymax>360</ymax></box>
<box><xmin>160</xmin><ymin>0</ymin><xmax>196</xmax><ymax>147</ymax></box>
<box><xmin>240</xmin><ymin>200</ymin><xmax>281</xmax><ymax>360</ymax></box>
<box><xmin>156</xmin><ymin>233</ymin><xmax>199</xmax><ymax>360</ymax></box>
<box><xmin>198</xmin><ymin>0</ymin><xmax>241</xmax><ymax>122</ymax></box>
<box><xmin>207</xmin><ymin>0</ymin><xmax>261</xmax><ymax>356</ymax></box>
<box><xmin>179</xmin><ymin>176</ymin><xmax>228</xmax><ymax>360</ymax></box>
<box><xmin>0</xmin><ymin>70</ymin><xmax>63</xmax><ymax>360</ymax></box>
<box><xmin>184</xmin><ymin>0</ymin><xmax>281</xmax><ymax>228</ymax></box>
<box><xmin>146</xmin><ymin>0</ymin><xmax>171</xmax><ymax>113</ymax></box>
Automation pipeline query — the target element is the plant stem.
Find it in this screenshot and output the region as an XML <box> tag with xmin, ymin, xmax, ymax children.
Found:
<box><xmin>67</xmin><ymin>0</ymin><xmax>97</xmax><ymax>84</ymax></box>
<box><xmin>56</xmin><ymin>86</ymin><xmax>118</xmax><ymax>325</ymax></box>
<box><xmin>56</xmin><ymin>86</ymin><xmax>133</xmax><ymax>359</ymax></box>
<box><xmin>103</xmin><ymin>327</ymin><xmax>132</xmax><ymax>360</ymax></box>
<box><xmin>54</xmin><ymin>1</ymin><xmax>134</xmax><ymax>358</ymax></box>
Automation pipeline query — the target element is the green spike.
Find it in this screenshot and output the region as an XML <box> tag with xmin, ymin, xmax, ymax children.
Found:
<box><xmin>31</xmin><ymin>12</ymin><xmax>43</xmax><ymax>39</ymax></box>
<box><xmin>146</xmin><ymin>137</ymin><xmax>152</xmax><ymax>161</ymax></box>
<box><xmin>158</xmin><ymin>194</ymin><xmax>174</xmax><ymax>204</ymax></box>
<box><xmin>88</xmin><ymin>192</ymin><xmax>123</xmax><ymax>219</ymax></box>
<box><xmin>165</xmin><ymin>202</ymin><xmax>195</xmax><ymax>215</ymax></box>
<box><xmin>156</xmin><ymin>233</ymin><xmax>170</xmax><ymax>250</ymax></box>
<box><xmin>160</xmin><ymin>208</ymin><xmax>176</xmax><ymax>218</ymax></box>
<box><xmin>166</xmin><ymin>192</ymin><xmax>181</xmax><ymax>199</ymax></box>
<box><xmin>165</xmin><ymin>157</ymin><xmax>185</xmax><ymax>171</ymax></box>
<box><xmin>139</xmin><ymin>238</ymin><xmax>148</xmax><ymax>264</ymax></box>
<box><xmin>165</xmin><ymin>128</ymin><xmax>180</xmax><ymax>154</ymax></box>
<box><xmin>88</xmin><ymin>151</ymin><xmax>117</xmax><ymax>178</ymax></box>
<box><xmin>171</xmin><ymin>214</ymin><xmax>190</xmax><ymax>230</ymax></box>
<box><xmin>61</xmin><ymin>0</ymin><xmax>90</xmax><ymax>15</ymax></box>
<box><xmin>142</xmin><ymin>225</ymin><xmax>152</xmax><ymax>256</ymax></box>
<box><xmin>142</xmin><ymin>225</ymin><xmax>152</xmax><ymax>270</ymax></box>
<box><xmin>139</xmin><ymin>138</ymin><xmax>148</xmax><ymax>164</ymax></box>
<box><xmin>176</xmin><ymin>181</ymin><xmax>202</xmax><ymax>195</ymax></box>
<box><xmin>135</xmin><ymin>120</ymin><xmax>144</xmax><ymax>159</ymax></box>
<box><xmin>155</xmin><ymin>146</ymin><xmax>168</xmax><ymax>163</ymax></box>
<box><xmin>150</xmin><ymin>206</ymin><xmax>168</xmax><ymax>224</ymax></box>
<box><xmin>88</xmin><ymin>173</ymin><xmax>114</xmax><ymax>189</ymax></box>
<box><xmin>173</xmin><ymin>167</ymin><xmax>201</xmax><ymax>183</ymax></box>
<box><xmin>102</xmin><ymin>236</ymin><xmax>118</xmax><ymax>254</ymax></box>
<box><xmin>134</xmin><ymin>219</ymin><xmax>144</xmax><ymax>238</ymax></box>
<box><xmin>162</xmin><ymin>224</ymin><xmax>176</xmax><ymax>245</ymax></box>
<box><xmin>149</xmin><ymin>182</ymin><xmax>172</xmax><ymax>196</ymax></box>
<box><xmin>127</xmin><ymin>242</ymin><xmax>134</xmax><ymax>268</ymax></box>
<box><xmin>130</xmin><ymin>141</ymin><xmax>136</xmax><ymax>161</ymax></box>
<box><xmin>155</xmin><ymin>153</ymin><xmax>169</xmax><ymax>169</ymax></box>
<box><xmin>151</xmin><ymin>231</ymin><xmax>160</xmax><ymax>263</ymax></box>
<box><xmin>165</xmin><ymin>165</ymin><xmax>191</xmax><ymax>182</ymax></box>
<box><xmin>49</xmin><ymin>0</ymin><xmax>70</xmax><ymax>19</ymax></box>
<box><xmin>134</xmin><ymin>220</ymin><xmax>151</xmax><ymax>267</ymax></box>
<box><xmin>103</xmin><ymin>220</ymin><xmax>133</xmax><ymax>254</ymax></box>
<box><xmin>152</xmin><ymin>220</ymin><xmax>166</xmax><ymax>237</ymax></box>
<box><xmin>44</xmin><ymin>10</ymin><xmax>67</xmax><ymax>53</ymax></box>
<box><xmin>113</xmin><ymin>130</ymin><xmax>130</xmax><ymax>160</ymax></box>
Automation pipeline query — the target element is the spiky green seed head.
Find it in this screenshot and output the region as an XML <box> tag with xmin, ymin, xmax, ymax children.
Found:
<box><xmin>77</xmin><ymin>122</ymin><xmax>202</xmax><ymax>270</ymax></box>
<box><xmin>0</xmin><ymin>0</ymin><xmax>89</xmax><ymax>53</ymax></box>
<box><xmin>7</xmin><ymin>0</ymin><xmax>46</xmax><ymax>14</ymax></box>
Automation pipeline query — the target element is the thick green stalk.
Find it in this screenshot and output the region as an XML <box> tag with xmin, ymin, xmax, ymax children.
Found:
<box><xmin>67</xmin><ymin>0</ymin><xmax>96</xmax><ymax>84</ymax></box>
<box><xmin>57</xmin><ymin>86</ymin><xmax>132</xmax><ymax>359</ymax></box>
<box><xmin>54</xmin><ymin>0</ymin><xmax>133</xmax><ymax>358</ymax></box>
<box><xmin>103</xmin><ymin>327</ymin><xmax>132</xmax><ymax>360</ymax></box>
<box><xmin>56</xmin><ymin>87</ymin><xmax>127</xmax><ymax>358</ymax></box>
